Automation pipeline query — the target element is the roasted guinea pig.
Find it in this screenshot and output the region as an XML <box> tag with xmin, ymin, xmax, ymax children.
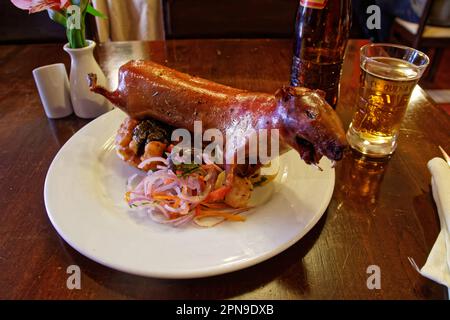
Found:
<box><xmin>89</xmin><ymin>60</ymin><xmax>347</xmax><ymax>171</ymax></box>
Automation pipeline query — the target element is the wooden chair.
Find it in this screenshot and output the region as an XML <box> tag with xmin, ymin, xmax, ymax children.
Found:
<box><xmin>389</xmin><ymin>0</ymin><xmax>450</xmax><ymax>82</ymax></box>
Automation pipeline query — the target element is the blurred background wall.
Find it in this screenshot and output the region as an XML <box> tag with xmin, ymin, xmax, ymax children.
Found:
<box><xmin>0</xmin><ymin>1</ymin><xmax>67</xmax><ymax>43</ymax></box>
<box><xmin>0</xmin><ymin>0</ymin><xmax>368</xmax><ymax>43</ymax></box>
<box><xmin>1</xmin><ymin>0</ymin><xmax>449</xmax><ymax>113</ymax></box>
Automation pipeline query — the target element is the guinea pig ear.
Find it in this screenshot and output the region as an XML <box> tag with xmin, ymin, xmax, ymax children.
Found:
<box><xmin>314</xmin><ymin>89</ymin><xmax>326</xmax><ymax>98</ymax></box>
<box><xmin>275</xmin><ymin>86</ymin><xmax>310</xmax><ymax>102</ymax></box>
<box><xmin>274</xmin><ymin>86</ymin><xmax>293</xmax><ymax>102</ymax></box>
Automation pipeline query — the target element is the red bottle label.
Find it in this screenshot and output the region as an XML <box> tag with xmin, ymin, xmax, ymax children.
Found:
<box><xmin>300</xmin><ymin>0</ymin><xmax>328</xmax><ymax>9</ymax></box>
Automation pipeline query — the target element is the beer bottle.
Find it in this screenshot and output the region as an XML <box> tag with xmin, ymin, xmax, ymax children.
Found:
<box><xmin>291</xmin><ymin>0</ymin><xmax>351</xmax><ymax>108</ymax></box>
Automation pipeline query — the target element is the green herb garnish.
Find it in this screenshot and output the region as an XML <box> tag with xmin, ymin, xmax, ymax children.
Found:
<box><xmin>253</xmin><ymin>176</ymin><xmax>268</xmax><ymax>187</ymax></box>
<box><xmin>175</xmin><ymin>163</ymin><xmax>202</xmax><ymax>177</ymax></box>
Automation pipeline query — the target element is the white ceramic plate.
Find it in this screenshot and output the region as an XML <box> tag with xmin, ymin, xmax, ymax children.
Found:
<box><xmin>44</xmin><ymin>109</ymin><xmax>335</xmax><ymax>279</ymax></box>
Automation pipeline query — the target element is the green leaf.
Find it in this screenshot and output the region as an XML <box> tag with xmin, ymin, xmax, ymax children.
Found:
<box><xmin>86</xmin><ymin>4</ymin><xmax>107</xmax><ymax>19</ymax></box>
<box><xmin>47</xmin><ymin>9</ymin><xmax>67</xmax><ymax>27</ymax></box>
<box><xmin>71</xmin><ymin>0</ymin><xmax>88</xmax><ymax>13</ymax></box>
<box><xmin>66</xmin><ymin>12</ymin><xmax>87</xmax><ymax>49</ymax></box>
<box><xmin>64</xmin><ymin>1</ymin><xmax>88</xmax><ymax>48</ymax></box>
<box><xmin>80</xmin><ymin>0</ymin><xmax>90</xmax><ymax>13</ymax></box>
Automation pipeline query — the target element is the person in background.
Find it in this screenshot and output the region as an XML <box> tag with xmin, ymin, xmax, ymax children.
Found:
<box><xmin>354</xmin><ymin>0</ymin><xmax>450</xmax><ymax>42</ymax></box>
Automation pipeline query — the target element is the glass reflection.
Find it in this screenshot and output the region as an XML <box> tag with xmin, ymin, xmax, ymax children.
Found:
<box><xmin>337</xmin><ymin>149</ymin><xmax>390</xmax><ymax>208</ymax></box>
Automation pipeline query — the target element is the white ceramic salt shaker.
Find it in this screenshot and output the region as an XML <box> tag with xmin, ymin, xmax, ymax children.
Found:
<box><xmin>32</xmin><ymin>63</ymin><xmax>73</xmax><ymax>119</ymax></box>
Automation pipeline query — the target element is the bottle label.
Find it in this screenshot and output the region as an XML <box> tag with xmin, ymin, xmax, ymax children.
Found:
<box><xmin>300</xmin><ymin>0</ymin><xmax>328</xmax><ymax>9</ymax></box>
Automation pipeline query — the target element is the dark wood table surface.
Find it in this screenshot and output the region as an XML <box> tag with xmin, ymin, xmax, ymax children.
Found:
<box><xmin>1</xmin><ymin>39</ymin><xmax>449</xmax><ymax>300</ymax></box>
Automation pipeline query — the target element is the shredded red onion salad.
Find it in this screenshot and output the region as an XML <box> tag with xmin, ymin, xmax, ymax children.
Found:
<box><xmin>125</xmin><ymin>156</ymin><xmax>251</xmax><ymax>227</ymax></box>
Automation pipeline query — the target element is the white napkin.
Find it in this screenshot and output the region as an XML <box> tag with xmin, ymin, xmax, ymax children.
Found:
<box><xmin>409</xmin><ymin>157</ymin><xmax>450</xmax><ymax>292</ymax></box>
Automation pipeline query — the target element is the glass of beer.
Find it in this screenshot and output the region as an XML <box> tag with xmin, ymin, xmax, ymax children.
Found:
<box><xmin>346</xmin><ymin>44</ymin><xmax>429</xmax><ymax>157</ymax></box>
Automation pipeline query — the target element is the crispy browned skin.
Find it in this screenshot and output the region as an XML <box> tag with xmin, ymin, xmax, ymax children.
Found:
<box><xmin>88</xmin><ymin>60</ymin><xmax>347</xmax><ymax>164</ymax></box>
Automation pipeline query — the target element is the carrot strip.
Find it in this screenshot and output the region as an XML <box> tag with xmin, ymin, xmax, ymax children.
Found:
<box><xmin>205</xmin><ymin>185</ymin><xmax>232</xmax><ymax>202</ymax></box>
<box><xmin>196</xmin><ymin>211</ymin><xmax>246</xmax><ymax>222</ymax></box>
<box><xmin>195</xmin><ymin>206</ymin><xmax>201</xmax><ymax>217</ymax></box>
<box><xmin>200</xmin><ymin>202</ymin><xmax>230</xmax><ymax>209</ymax></box>
<box><xmin>166</xmin><ymin>144</ymin><xmax>174</xmax><ymax>153</ymax></box>
<box><xmin>153</xmin><ymin>194</ymin><xmax>178</xmax><ymax>201</ymax></box>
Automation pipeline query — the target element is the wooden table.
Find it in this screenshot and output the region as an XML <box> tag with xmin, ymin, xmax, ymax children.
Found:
<box><xmin>0</xmin><ymin>39</ymin><xmax>449</xmax><ymax>300</ymax></box>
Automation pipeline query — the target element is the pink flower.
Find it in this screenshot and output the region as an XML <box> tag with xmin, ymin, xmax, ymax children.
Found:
<box><xmin>11</xmin><ymin>0</ymin><xmax>70</xmax><ymax>13</ymax></box>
